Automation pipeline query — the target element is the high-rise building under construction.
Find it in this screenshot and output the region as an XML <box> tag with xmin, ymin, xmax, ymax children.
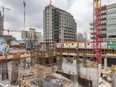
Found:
<box><xmin>43</xmin><ymin>4</ymin><xmax>77</xmax><ymax>46</ymax></box>
<box><xmin>90</xmin><ymin>3</ymin><xmax>116</xmax><ymax>41</ymax></box>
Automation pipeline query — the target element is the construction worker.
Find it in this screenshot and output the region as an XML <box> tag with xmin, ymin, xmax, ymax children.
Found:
<box><xmin>3</xmin><ymin>48</ymin><xmax>8</xmax><ymax>56</ymax></box>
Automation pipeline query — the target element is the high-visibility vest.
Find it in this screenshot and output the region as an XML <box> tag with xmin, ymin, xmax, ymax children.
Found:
<box><xmin>4</xmin><ymin>50</ymin><xmax>8</xmax><ymax>55</ymax></box>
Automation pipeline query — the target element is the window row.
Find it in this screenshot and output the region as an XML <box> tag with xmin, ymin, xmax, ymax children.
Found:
<box><xmin>108</xmin><ymin>35</ymin><xmax>116</xmax><ymax>38</ymax></box>
<box><xmin>108</xmin><ymin>7</ymin><xmax>116</xmax><ymax>12</ymax></box>
<box><xmin>102</xmin><ymin>20</ymin><xmax>107</xmax><ymax>23</ymax></box>
<box><xmin>107</xmin><ymin>13</ymin><xmax>116</xmax><ymax>17</ymax></box>
<box><xmin>107</xmin><ymin>18</ymin><xmax>116</xmax><ymax>23</ymax></box>
<box><xmin>107</xmin><ymin>24</ymin><xmax>116</xmax><ymax>28</ymax></box>
<box><xmin>101</xmin><ymin>10</ymin><xmax>107</xmax><ymax>13</ymax></box>
<box><xmin>102</xmin><ymin>15</ymin><xmax>107</xmax><ymax>18</ymax></box>
<box><xmin>107</xmin><ymin>29</ymin><xmax>116</xmax><ymax>33</ymax></box>
<box><xmin>98</xmin><ymin>26</ymin><xmax>106</xmax><ymax>29</ymax></box>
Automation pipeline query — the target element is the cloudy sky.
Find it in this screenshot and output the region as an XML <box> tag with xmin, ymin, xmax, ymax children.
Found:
<box><xmin>0</xmin><ymin>0</ymin><xmax>116</xmax><ymax>40</ymax></box>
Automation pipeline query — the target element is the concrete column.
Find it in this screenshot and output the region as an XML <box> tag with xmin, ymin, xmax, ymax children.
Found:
<box><xmin>104</xmin><ymin>58</ymin><xmax>107</xmax><ymax>69</ymax></box>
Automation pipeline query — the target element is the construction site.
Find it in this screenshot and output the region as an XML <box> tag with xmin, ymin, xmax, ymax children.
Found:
<box><xmin>0</xmin><ymin>40</ymin><xmax>115</xmax><ymax>87</ymax></box>
<box><xmin>0</xmin><ymin>0</ymin><xmax>116</xmax><ymax>87</ymax></box>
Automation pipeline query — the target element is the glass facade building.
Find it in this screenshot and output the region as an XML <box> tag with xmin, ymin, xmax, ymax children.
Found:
<box><xmin>90</xmin><ymin>3</ymin><xmax>116</xmax><ymax>41</ymax></box>
<box><xmin>107</xmin><ymin>3</ymin><xmax>116</xmax><ymax>38</ymax></box>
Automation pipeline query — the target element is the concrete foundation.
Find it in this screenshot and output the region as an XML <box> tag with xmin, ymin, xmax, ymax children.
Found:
<box><xmin>104</xmin><ymin>58</ymin><xmax>107</xmax><ymax>69</ymax></box>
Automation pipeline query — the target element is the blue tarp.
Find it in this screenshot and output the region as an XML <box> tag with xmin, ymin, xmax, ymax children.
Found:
<box><xmin>0</xmin><ymin>38</ymin><xmax>6</xmax><ymax>46</ymax></box>
<box><xmin>10</xmin><ymin>41</ymin><xmax>19</xmax><ymax>45</ymax></box>
<box><xmin>0</xmin><ymin>44</ymin><xmax>6</xmax><ymax>51</ymax></box>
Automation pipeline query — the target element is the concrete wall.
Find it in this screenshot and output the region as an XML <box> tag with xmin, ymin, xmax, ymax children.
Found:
<box><xmin>62</xmin><ymin>58</ymin><xmax>77</xmax><ymax>75</ymax></box>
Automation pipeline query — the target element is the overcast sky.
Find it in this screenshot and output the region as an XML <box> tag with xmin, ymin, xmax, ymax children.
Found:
<box><xmin>0</xmin><ymin>0</ymin><xmax>116</xmax><ymax>40</ymax></box>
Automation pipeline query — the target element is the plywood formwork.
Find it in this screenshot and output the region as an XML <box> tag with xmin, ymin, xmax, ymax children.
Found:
<box><xmin>34</xmin><ymin>64</ymin><xmax>53</xmax><ymax>75</ymax></box>
<box><xmin>18</xmin><ymin>64</ymin><xmax>53</xmax><ymax>87</ymax></box>
<box><xmin>19</xmin><ymin>80</ymin><xmax>32</xmax><ymax>87</ymax></box>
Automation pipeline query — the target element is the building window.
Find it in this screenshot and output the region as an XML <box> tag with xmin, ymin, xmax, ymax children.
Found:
<box><xmin>108</xmin><ymin>35</ymin><xmax>116</xmax><ymax>38</ymax></box>
<box><xmin>108</xmin><ymin>13</ymin><xmax>116</xmax><ymax>17</ymax></box>
<box><xmin>108</xmin><ymin>7</ymin><xmax>116</xmax><ymax>12</ymax></box>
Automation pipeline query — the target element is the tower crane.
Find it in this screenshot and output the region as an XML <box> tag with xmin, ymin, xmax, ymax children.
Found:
<box><xmin>2</xmin><ymin>28</ymin><xmax>22</xmax><ymax>35</ymax></box>
<box><xmin>0</xmin><ymin>6</ymin><xmax>22</xmax><ymax>35</ymax></box>
<box><xmin>0</xmin><ymin>6</ymin><xmax>11</xmax><ymax>34</ymax></box>
<box><xmin>93</xmin><ymin>0</ymin><xmax>102</xmax><ymax>81</ymax></box>
<box><xmin>0</xmin><ymin>6</ymin><xmax>11</xmax><ymax>14</ymax></box>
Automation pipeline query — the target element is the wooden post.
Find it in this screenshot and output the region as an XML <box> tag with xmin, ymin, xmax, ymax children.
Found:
<box><xmin>23</xmin><ymin>58</ymin><xmax>26</xmax><ymax>69</ymax></box>
<box><xmin>2</xmin><ymin>53</ymin><xmax>8</xmax><ymax>80</ymax></box>
<box><xmin>58</xmin><ymin>47</ymin><xmax>62</xmax><ymax>70</ymax></box>
<box><xmin>1</xmin><ymin>58</ymin><xmax>8</xmax><ymax>80</ymax></box>
<box><xmin>11</xmin><ymin>54</ymin><xmax>20</xmax><ymax>85</ymax></box>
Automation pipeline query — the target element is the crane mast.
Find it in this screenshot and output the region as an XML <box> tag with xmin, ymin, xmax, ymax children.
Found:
<box><xmin>93</xmin><ymin>0</ymin><xmax>102</xmax><ymax>81</ymax></box>
<box><xmin>93</xmin><ymin>0</ymin><xmax>102</xmax><ymax>64</ymax></box>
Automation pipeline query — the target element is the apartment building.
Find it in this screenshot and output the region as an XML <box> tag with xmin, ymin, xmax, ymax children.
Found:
<box><xmin>90</xmin><ymin>6</ymin><xmax>107</xmax><ymax>41</ymax></box>
<box><xmin>22</xmin><ymin>28</ymin><xmax>42</xmax><ymax>41</ymax></box>
<box><xmin>90</xmin><ymin>3</ymin><xmax>116</xmax><ymax>41</ymax></box>
<box><xmin>43</xmin><ymin>4</ymin><xmax>77</xmax><ymax>46</ymax></box>
<box><xmin>107</xmin><ymin>3</ymin><xmax>116</xmax><ymax>39</ymax></box>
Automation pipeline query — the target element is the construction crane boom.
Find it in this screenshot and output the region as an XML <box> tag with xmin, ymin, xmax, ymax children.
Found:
<box><xmin>2</xmin><ymin>29</ymin><xmax>21</xmax><ymax>32</ymax></box>
<box><xmin>1</xmin><ymin>28</ymin><xmax>22</xmax><ymax>35</ymax></box>
<box><xmin>0</xmin><ymin>6</ymin><xmax>11</xmax><ymax>13</ymax></box>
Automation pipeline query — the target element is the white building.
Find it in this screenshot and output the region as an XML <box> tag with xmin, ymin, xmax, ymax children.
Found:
<box><xmin>22</xmin><ymin>28</ymin><xmax>42</xmax><ymax>42</ymax></box>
